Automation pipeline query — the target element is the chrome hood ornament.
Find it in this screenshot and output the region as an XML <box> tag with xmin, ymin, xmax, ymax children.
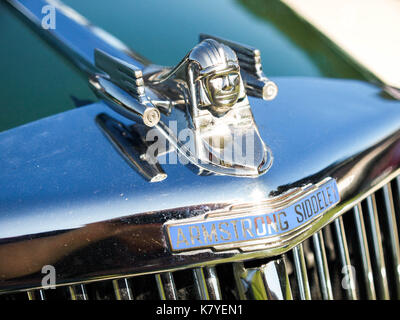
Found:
<box><xmin>90</xmin><ymin>35</ymin><xmax>277</xmax><ymax>180</ymax></box>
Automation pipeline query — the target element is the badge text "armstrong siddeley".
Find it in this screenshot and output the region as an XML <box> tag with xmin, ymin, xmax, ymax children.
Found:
<box><xmin>167</xmin><ymin>179</ymin><xmax>339</xmax><ymax>251</ymax></box>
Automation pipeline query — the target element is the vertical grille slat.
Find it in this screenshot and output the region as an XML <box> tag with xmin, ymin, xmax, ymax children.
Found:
<box><xmin>333</xmin><ymin>217</ymin><xmax>358</xmax><ymax>300</ymax></box>
<box><xmin>292</xmin><ymin>244</ymin><xmax>311</xmax><ymax>300</ymax></box>
<box><xmin>382</xmin><ymin>184</ymin><xmax>400</xmax><ymax>298</ymax></box>
<box><xmin>27</xmin><ymin>290</ymin><xmax>45</xmax><ymax>300</ymax></box>
<box><xmin>233</xmin><ymin>262</ymin><xmax>248</xmax><ymax>300</ymax></box>
<box><xmin>365</xmin><ymin>194</ymin><xmax>390</xmax><ymax>299</ymax></box>
<box><xmin>68</xmin><ymin>284</ymin><xmax>88</xmax><ymax>300</ymax></box>
<box><xmin>353</xmin><ymin>203</ymin><xmax>376</xmax><ymax>299</ymax></box>
<box><xmin>312</xmin><ymin>231</ymin><xmax>333</xmax><ymax>300</ymax></box>
<box><xmin>192</xmin><ymin>268</ymin><xmax>211</xmax><ymax>300</ymax></box>
<box><xmin>155</xmin><ymin>272</ymin><xmax>178</xmax><ymax>300</ymax></box>
<box><xmin>233</xmin><ymin>257</ymin><xmax>293</xmax><ymax>300</ymax></box>
<box><xmin>202</xmin><ymin>267</ymin><xmax>222</xmax><ymax>300</ymax></box>
<box><xmin>112</xmin><ymin>278</ymin><xmax>134</xmax><ymax>300</ymax></box>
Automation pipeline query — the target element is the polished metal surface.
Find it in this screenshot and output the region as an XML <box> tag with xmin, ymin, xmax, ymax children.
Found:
<box><xmin>9</xmin><ymin>0</ymin><xmax>276</xmax><ymax>178</ymax></box>
<box><xmin>6</xmin><ymin>0</ymin><xmax>148</xmax><ymax>73</ymax></box>
<box><xmin>202</xmin><ymin>267</ymin><xmax>222</xmax><ymax>300</ymax></box>
<box><xmin>4</xmin><ymin>190</ymin><xmax>400</xmax><ymax>300</ymax></box>
<box><xmin>365</xmin><ymin>194</ymin><xmax>390</xmax><ymax>299</ymax></box>
<box><xmin>1</xmin><ymin>0</ymin><xmax>400</xmax><ymax>296</ymax></box>
<box><xmin>353</xmin><ymin>203</ymin><xmax>376</xmax><ymax>299</ymax></box>
<box><xmin>166</xmin><ymin>178</ymin><xmax>339</xmax><ymax>252</ymax></box>
<box><xmin>333</xmin><ymin>217</ymin><xmax>357</xmax><ymax>300</ymax></box>
<box><xmin>312</xmin><ymin>231</ymin><xmax>333</xmax><ymax>299</ymax></box>
<box><xmin>233</xmin><ymin>257</ymin><xmax>293</xmax><ymax>300</ymax></box>
<box><xmin>292</xmin><ymin>244</ymin><xmax>311</xmax><ymax>300</ymax></box>
<box><xmin>93</xmin><ymin>49</ymin><xmax>161</xmax><ymax>128</ymax></box>
<box><xmin>381</xmin><ymin>184</ymin><xmax>400</xmax><ymax>298</ymax></box>
<box><xmin>95</xmin><ymin>113</ymin><xmax>167</xmax><ymax>182</ymax></box>
<box><xmin>68</xmin><ymin>284</ymin><xmax>88</xmax><ymax>300</ymax></box>
<box><xmin>91</xmin><ymin>37</ymin><xmax>275</xmax><ymax>177</ymax></box>
<box><xmin>12</xmin><ymin>193</ymin><xmax>393</xmax><ymax>301</ymax></box>
<box><xmin>192</xmin><ymin>268</ymin><xmax>211</xmax><ymax>300</ymax></box>
<box><xmin>199</xmin><ymin>34</ymin><xmax>278</xmax><ymax>101</ymax></box>
<box><xmin>27</xmin><ymin>289</ymin><xmax>45</xmax><ymax>300</ymax></box>
<box><xmin>155</xmin><ymin>272</ymin><xmax>178</xmax><ymax>300</ymax></box>
<box><xmin>1</xmin><ymin>75</ymin><xmax>400</xmax><ymax>292</ymax></box>
<box><xmin>112</xmin><ymin>278</ymin><xmax>134</xmax><ymax>300</ymax></box>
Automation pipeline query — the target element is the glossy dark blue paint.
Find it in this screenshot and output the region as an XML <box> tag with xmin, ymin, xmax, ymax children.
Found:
<box><xmin>1</xmin><ymin>77</ymin><xmax>399</xmax><ymax>239</ymax></box>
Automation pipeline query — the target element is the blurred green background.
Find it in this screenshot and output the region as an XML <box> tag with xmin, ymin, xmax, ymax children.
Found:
<box><xmin>0</xmin><ymin>0</ymin><xmax>363</xmax><ymax>132</ymax></box>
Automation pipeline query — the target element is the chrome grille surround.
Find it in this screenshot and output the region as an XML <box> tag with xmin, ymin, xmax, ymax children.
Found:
<box><xmin>2</xmin><ymin>177</ymin><xmax>400</xmax><ymax>300</ymax></box>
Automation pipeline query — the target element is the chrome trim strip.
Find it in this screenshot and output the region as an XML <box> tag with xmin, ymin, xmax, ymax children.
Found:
<box><xmin>6</xmin><ymin>0</ymin><xmax>148</xmax><ymax>74</ymax></box>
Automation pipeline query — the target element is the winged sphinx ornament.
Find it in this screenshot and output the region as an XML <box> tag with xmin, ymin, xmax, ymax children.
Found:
<box><xmin>90</xmin><ymin>34</ymin><xmax>278</xmax><ymax>181</ymax></box>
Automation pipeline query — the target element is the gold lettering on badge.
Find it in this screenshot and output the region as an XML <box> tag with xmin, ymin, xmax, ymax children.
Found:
<box><xmin>218</xmin><ymin>222</ymin><xmax>232</xmax><ymax>241</ymax></box>
<box><xmin>189</xmin><ymin>225</ymin><xmax>202</xmax><ymax>245</ymax></box>
<box><xmin>231</xmin><ymin>220</ymin><xmax>239</xmax><ymax>239</ymax></box>
<box><xmin>202</xmin><ymin>224</ymin><xmax>218</xmax><ymax>243</ymax></box>
<box><xmin>254</xmin><ymin>217</ymin><xmax>267</xmax><ymax>236</ymax></box>
<box><xmin>176</xmin><ymin>228</ymin><xmax>189</xmax><ymax>247</ymax></box>
<box><xmin>241</xmin><ymin>218</ymin><xmax>254</xmax><ymax>238</ymax></box>
<box><xmin>266</xmin><ymin>215</ymin><xmax>278</xmax><ymax>233</ymax></box>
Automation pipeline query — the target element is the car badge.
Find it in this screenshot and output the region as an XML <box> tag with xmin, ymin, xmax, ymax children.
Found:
<box><xmin>165</xmin><ymin>178</ymin><xmax>340</xmax><ymax>252</ymax></box>
<box><xmin>91</xmin><ymin>34</ymin><xmax>278</xmax><ymax>180</ymax></box>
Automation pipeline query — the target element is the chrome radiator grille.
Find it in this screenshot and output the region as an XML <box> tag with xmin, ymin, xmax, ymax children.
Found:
<box><xmin>2</xmin><ymin>178</ymin><xmax>400</xmax><ymax>301</ymax></box>
<box><xmin>234</xmin><ymin>177</ymin><xmax>400</xmax><ymax>300</ymax></box>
